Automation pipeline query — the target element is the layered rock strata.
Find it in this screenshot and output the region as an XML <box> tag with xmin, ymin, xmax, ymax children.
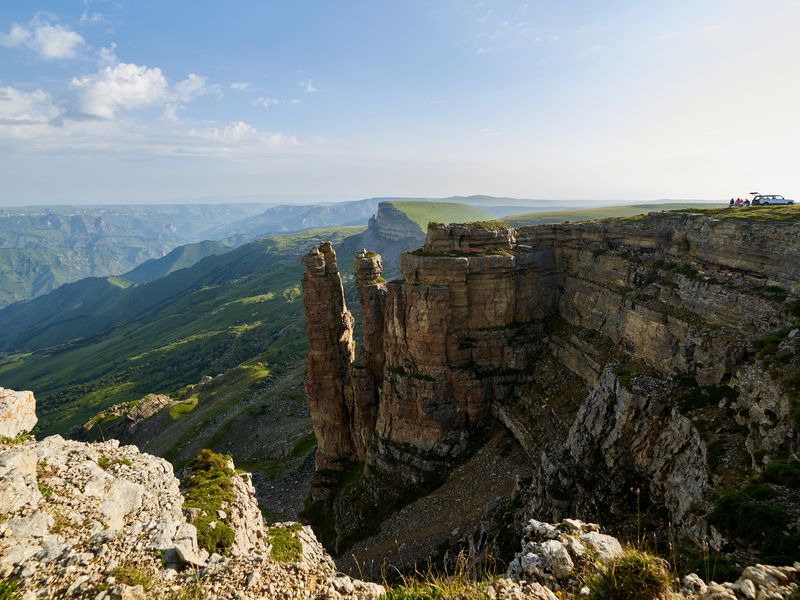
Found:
<box><xmin>303</xmin><ymin>211</ymin><xmax>800</xmax><ymax>560</ymax></box>
<box><xmin>302</xmin><ymin>242</ymin><xmax>356</xmax><ymax>473</ymax></box>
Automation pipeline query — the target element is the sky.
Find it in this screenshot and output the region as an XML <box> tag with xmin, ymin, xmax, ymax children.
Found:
<box><xmin>0</xmin><ymin>0</ymin><xmax>798</xmax><ymax>205</ymax></box>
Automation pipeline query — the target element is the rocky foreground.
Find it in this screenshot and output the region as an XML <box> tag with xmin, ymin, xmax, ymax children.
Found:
<box><xmin>1</xmin><ymin>391</ymin><xmax>798</xmax><ymax>599</ymax></box>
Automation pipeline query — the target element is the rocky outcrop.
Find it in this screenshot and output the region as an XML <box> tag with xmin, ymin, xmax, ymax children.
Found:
<box><xmin>302</xmin><ymin>242</ymin><xmax>357</xmax><ymax>473</ymax></box>
<box><xmin>367</xmin><ymin>202</ymin><xmax>426</xmax><ymax>242</ymax></box>
<box><xmin>0</xmin><ymin>405</ymin><xmax>385</xmax><ymax>600</ymax></box>
<box><xmin>303</xmin><ymin>210</ymin><xmax>800</xmax><ymax>564</ymax></box>
<box><xmin>529</xmin><ymin>367</ymin><xmax>710</xmax><ymax>538</ymax></box>
<box><xmin>0</xmin><ymin>387</ymin><xmax>36</xmax><ymax>438</ymax></box>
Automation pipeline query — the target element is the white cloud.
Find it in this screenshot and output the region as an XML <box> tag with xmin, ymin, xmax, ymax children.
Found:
<box><xmin>173</xmin><ymin>73</ymin><xmax>212</xmax><ymax>102</ymax></box>
<box><xmin>300</xmin><ymin>79</ymin><xmax>318</xmax><ymax>93</ymax></box>
<box><xmin>71</xmin><ymin>63</ymin><xmax>169</xmax><ymax>119</ymax></box>
<box><xmin>0</xmin><ymin>24</ymin><xmax>30</xmax><ymax>48</ymax></box>
<box><xmin>0</xmin><ymin>87</ymin><xmax>61</xmax><ymax>123</ymax></box>
<box><xmin>80</xmin><ymin>0</ymin><xmax>105</xmax><ymax>25</ymax></box>
<box><xmin>289</xmin><ymin>98</ymin><xmax>302</xmax><ymax>105</ymax></box>
<box><xmin>0</xmin><ymin>17</ymin><xmax>85</xmax><ymax>60</ymax></box>
<box><xmin>71</xmin><ymin>64</ymin><xmax>217</xmax><ymax>120</ymax></box>
<box><xmin>189</xmin><ymin>121</ymin><xmax>297</xmax><ymax>149</ymax></box>
<box><xmin>230</xmin><ymin>82</ymin><xmax>250</xmax><ymax>91</ymax></box>
<box><xmin>254</xmin><ymin>97</ymin><xmax>280</xmax><ymax>109</ymax></box>
<box><xmin>98</xmin><ymin>43</ymin><xmax>118</xmax><ymax>67</ymax></box>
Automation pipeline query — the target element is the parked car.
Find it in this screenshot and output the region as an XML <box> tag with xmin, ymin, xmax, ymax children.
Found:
<box><xmin>752</xmin><ymin>194</ymin><xmax>795</xmax><ymax>205</ymax></box>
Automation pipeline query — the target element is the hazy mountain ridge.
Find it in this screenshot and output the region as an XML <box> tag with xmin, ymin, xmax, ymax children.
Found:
<box><xmin>0</xmin><ymin>204</ymin><xmax>270</xmax><ymax>307</ymax></box>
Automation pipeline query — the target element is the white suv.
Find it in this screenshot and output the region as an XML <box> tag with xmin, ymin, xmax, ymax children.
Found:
<box><xmin>752</xmin><ymin>194</ymin><xmax>794</xmax><ymax>205</ymax></box>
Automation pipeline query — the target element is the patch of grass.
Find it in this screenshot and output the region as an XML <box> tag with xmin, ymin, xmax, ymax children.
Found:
<box><xmin>98</xmin><ymin>454</ymin><xmax>133</xmax><ymax>470</ymax></box>
<box><xmin>181</xmin><ymin>449</ymin><xmax>236</xmax><ymax>555</ymax></box>
<box><xmin>112</xmin><ymin>563</ymin><xmax>155</xmax><ymax>591</ymax></box>
<box><xmin>269</xmin><ymin>523</ymin><xmax>304</xmax><ymax>562</ymax></box>
<box><xmin>380</xmin><ymin>583</ymin><xmax>445</xmax><ymax>600</ymax></box>
<box><xmin>38</xmin><ymin>483</ymin><xmax>53</xmax><ymax>499</ymax></box>
<box><xmin>678</xmin><ymin>264</ymin><xmax>698</xmax><ymax>279</ymax></box>
<box><xmin>675</xmin><ymin>377</ymin><xmax>738</xmax><ymax>412</ymax></box>
<box><xmin>49</xmin><ymin>510</ymin><xmax>70</xmax><ymax>535</ymax></box>
<box><xmin>0</xmin><ymin>578</ymin><xmax>22</xmax><ymax>600</ymax></box>
<box><xmin>759</xmin><ymin>459</ymin><xmax>800</xmax><ymax>488</ymax></box>
<box><xmin>755</xmin><ymin>324</ymin><xmax>799</xmax><ymax>356</ymax></box>
<box><xmin>710</xmin><ymin>483</ymin><xmax>800</xmax><ymax>563</ymax></box>
<box><xmin>0</xmin><ymin>432</ymin><xmax>32</xmax><ymax>445</ymax></box>
<box><xmin>169</xmin><ymin>394</ymin><xmax>199</xmax><ymax>420</ymax></box>
<box><xmin>386</xmin><ymin>201</ymin><xmax>494</xmax><ymax>230</ymax></box>
<box><xmin>504</xmin><ymin>203</ymin><xmax>714</xmax><ymax>227</ymax></box>
<box><xmin>586</xmin><ymin>548</ymin><xmax>671</xmax><ymax>600</ymax></box>
<box><xmin>689</xmin><ymin>555</ymin><xmax>740</xmax><ymax>584</ymax></box>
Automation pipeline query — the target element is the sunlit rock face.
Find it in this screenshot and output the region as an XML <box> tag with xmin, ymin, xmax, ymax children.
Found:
<box><xmin>302</xmin><ymin>211</ymin><xmax>800</xmax><ymax>555</ymax></box>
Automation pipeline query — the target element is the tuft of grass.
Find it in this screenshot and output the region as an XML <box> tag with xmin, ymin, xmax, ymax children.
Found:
<box><xmin>269</xmin><ymin>523</ymin><xmax>304</xmax><ymax>562</ymax></box>
<box><xmin>586</xmin><ymin>548</ymin><xmax>671</xmax><ymax>600</ymax></box>
<box><xmin>97</xmin><ymin>454</ymin><xmax>133</xmax><ymax>470</ymax></box>
<box><xmin>112</xmin><ymin>563</ymin><xmax>155</xmax><ymax>591</ymax></box>
<box><xmin>181</xmin><ymin>449</ymin><xmax>236</xmax><ymax>555</ymax></box>
<box><xmin>0</xmin><ymin>432</ymin><xmax>32</xmax><ymax>445</ymax></box>
<box><xmin>0</xmin><ymin>578</ymin><xmax>22</xmax><ymax>600</ymax></box>
<box><xmin>38</xmin><ymin>483</ymin><xmax>53</xmax><ymax>499</ymax></box>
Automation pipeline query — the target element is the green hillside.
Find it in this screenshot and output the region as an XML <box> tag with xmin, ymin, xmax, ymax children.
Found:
<box><xmin>123</xmin><ymin>240</ymin><xmax>231</xmax><ymax>283</ymax></box>
<box><xmin>386</xmin><ymin>201</ymin><xmax>494</xmax><ymax>229</ymax></box>
<box><xmin>503</xmin><ymin>202</ymin><xmax>716</xmax><ymax>226</ymax></box>
<box><xmin>0</xmin><ymin>226</ymin><xmax>364</xmax><ymax>434</ymax></box>
<box><xmin>0</xmin><ymin>204</ymin><xmax>268</xmax><ymax>307</ymax></box>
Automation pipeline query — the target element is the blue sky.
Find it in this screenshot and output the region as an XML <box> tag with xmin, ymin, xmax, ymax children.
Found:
<box><xmin>0</xmin><ymin>0</ymin><xmax>798</xmax><ymax>204</ymax></box>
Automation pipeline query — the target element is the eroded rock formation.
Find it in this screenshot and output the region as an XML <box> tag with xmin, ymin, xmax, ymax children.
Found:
<box><xmin>302</xmin><ymin>242</ymin><xmax>356</xmax><ymax>473</ymax></box>
<box><xmin>302</xmin><ymin>211</ymin><xmax>800</xmax><ymax>563</ymax></box>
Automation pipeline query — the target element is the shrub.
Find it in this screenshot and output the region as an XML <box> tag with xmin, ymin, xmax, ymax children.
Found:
<box><xmin>269</xmin><ymin>523</ymin><xmax>304</xmax><ymax>562</ymax></box>
<box><xmin>586</xmin><ymin>548</ymin><xmax>671</xmax><ymax>600</ymax></box>
<box><xmin>760</xmin><ymin>459</ymin><xmax>800</xmax><ymax>488</ymax></box>
<box><xmin>181</xmin><ymin>449</ymin><xmax>236</xmax><ymax>555</ymax></box>
<box><xmin>0</xmin><ymin>578</ymin><xmax>21</xmax><ymax>600</ymax></box>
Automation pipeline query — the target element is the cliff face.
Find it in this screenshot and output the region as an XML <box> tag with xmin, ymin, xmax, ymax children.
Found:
<box><xmin>367</xmin><ymin>203</ymin><xmax>426</xmax><ymax>242</ymax></box>
<box><xmin>302</xmin><ymin>210</ymin><xmax>800</xmax><ymax>563</ymax></box>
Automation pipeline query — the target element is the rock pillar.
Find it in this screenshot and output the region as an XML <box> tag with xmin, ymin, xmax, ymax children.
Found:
<box><xmin>350</xmin><ymin>250</ymin><xmax>387</xmax><ymax>459</ymax></box>
<box><xmin>301</xmin><ymin>242</ymin><xmax>356</xmax><ymax>472</ymax></box>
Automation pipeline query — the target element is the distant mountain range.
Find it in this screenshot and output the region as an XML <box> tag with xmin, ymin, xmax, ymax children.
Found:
<box><xmin>0</xmin><ymin>204</ymin><xmax>270</xmax><ymax>307</ymax></box>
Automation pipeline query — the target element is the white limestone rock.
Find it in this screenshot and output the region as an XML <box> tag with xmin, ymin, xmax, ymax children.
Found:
<box><xmin>0</xmin><ymin>387</ymin><xmax>37</xmax><ymax>438</ymax></box>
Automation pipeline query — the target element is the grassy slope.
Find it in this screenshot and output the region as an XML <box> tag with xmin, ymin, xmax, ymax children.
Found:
<box><xmin>0</xmin><ymin>226</ymin><xmax>364</xmax><ymax>434</ymax></box>
<box><xmin>123</xmin><ymin>240</ymin><xmax>231</xmax><ymax>283</ymax></box>
<box><xmin>386</xmin><ymin>201</ymin><xmax>494</xmax><ymax>229</ymax></box>
<box><xmin>504</xmin><ymin>202</ymin><xmax>716</xmax><ymax>226</ymax></box>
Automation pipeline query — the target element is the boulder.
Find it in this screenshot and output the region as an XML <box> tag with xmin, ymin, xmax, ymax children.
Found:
<box><xmin>0</xmin><ymin>388</ymin><xmax>36</xmax><ymax>438</ymax></box>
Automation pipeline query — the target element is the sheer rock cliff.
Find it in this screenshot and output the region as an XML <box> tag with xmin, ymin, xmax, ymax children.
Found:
<box><xmin>301</xmin><ymin>210</ymin><xmax>800</xmax><ymax>568</ymax></box>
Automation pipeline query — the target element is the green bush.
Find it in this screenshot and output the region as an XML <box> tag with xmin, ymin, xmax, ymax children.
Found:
<box><xmin>0</xmin><ymin>578</ymin><xmax>21</xmax><ymax>600</ymax></box>
<box><xmin>269</xmin><ymin>523</ymin><xmax>304</xmax><ymax>562</ymax></box>
<box><xmin>760</xmin><ymin>460</ymin><xmax>800</xmax><ymax>489</ymax></box>
<box><xmin>586</xmin><ymin>549</ymin><xmax>671</xmax><ymax>600</ymax></box>
<box><xmin>380</xmin><ymin>584</ymin><xmax>444</xmax><ymax>600</ymax></box>
<box><xmin>181</xmin><ymin>449</ymin><xmax>236</xmax><ymax>555</ymax></box>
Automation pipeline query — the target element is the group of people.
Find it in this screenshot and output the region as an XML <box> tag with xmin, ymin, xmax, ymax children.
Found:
<box><xmin>729</xmin><ymin>197</ymin><xmax>751</xmax><ymax>207</ymax></box>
